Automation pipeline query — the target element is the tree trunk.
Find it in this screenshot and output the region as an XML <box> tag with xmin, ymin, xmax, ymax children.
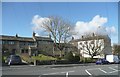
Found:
<box><xmin>60</xmin><ymin>50</ymin><xmax>62</xmax><ymax>58</ymax></box>
<box><xmin>91</xmin><ymin>56</ymin><xmax>94</xmax><ymax>59</ymax></box>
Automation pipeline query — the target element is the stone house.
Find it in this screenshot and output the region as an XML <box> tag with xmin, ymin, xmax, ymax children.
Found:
<box><xmin>0</xmin><ymin>32</ymin><xmax>77</xmax><ymax>57</ymax></box>
<box><xmin>0</xmin><ymin>32</ymin><xmax>54</xmax><ymax>56</ymax></box>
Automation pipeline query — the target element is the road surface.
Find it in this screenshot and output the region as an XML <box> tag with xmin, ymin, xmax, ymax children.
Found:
<box><xmin>2</xmin><ymin>64</ymin><xmax>120</xmax><ymax>77</ymax></box>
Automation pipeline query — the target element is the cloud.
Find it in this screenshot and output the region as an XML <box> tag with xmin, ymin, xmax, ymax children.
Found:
<box><xmin>32</xmin><ymin>15</ymin><xmax>50</xmax><ymax>31</ymax></box>
<box><xmin>106</xmin><ymin>26</ymin><xmax>116</xmax><ymax>33</ymax></box>
<box><xmin>35</xmin><ymin>33</ymin><xmax>40</xmax><ymax>36</ymax></box>
<box><xmin>31</xmin><ymin>15</ymin><xmax>117</xmax><ymax>39</ymax></box>
<box><xmin>73</xmin><ymin>15</ymin><xmax>116</xmax><ymax>38</ymax></box>
<box><xmin>31</xmin><ymin>15</ymin><xmax>51</xmax><ymax>36</ymax></box>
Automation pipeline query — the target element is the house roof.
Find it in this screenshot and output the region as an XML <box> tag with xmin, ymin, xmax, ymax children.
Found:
<box><xmin>18</xmin><ymin>37</ymin><xmax>34</xmax><ymax>42</ymax></box>
<box><xmin>0</xmin><ymin>35</ymin><xmax>53</xmax><ymax>42</ymax></box>
<box><xmin>0</xmin><ymin>35</ymin><xmax>34</xmax><ymax>41</ymax></box>
<box><xmin>69</xmin><ymin>35</ymin><xmax>110</xmax><ymax>43</ymax></box>
<box><xmin>0</xmin><ymin>35</ymin><xmax>17</xmax><ymax>41</ymax></box>
<box><xmin>34</xmin><ymin>36</ymin><xmax>53</xmax><ymax>41</ymax></box>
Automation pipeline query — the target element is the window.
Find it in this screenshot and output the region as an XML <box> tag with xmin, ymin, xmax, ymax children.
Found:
<box><xmin>20</xmin><ymin>42</ymin><xmax>26</xmax><ymax>46</ymax></box>
<box><xmin>28</xmin><ymin>42</ymin><xmax>35</xmax><ymax>46</ymax></box>
<box><xmin>25</xmin><ymin>49</ymin><xmax>28</xmax><ymax>53</ymax></box>
<box><xmin>9</xmin><ymin>41</ymin><xmax>15</xmax><ymax>44</ymax></box>
<box><xmin>79</xmin><ymin>42</ymin><xmax>82</xmax><ymax>45</ymax></box>
<box><xmin>2</xmin><ymin>40</ymin><xmax>15</xmax><ymax>44</ymax></box>
<box><xmin>2</xmin><ymin>40</ymin><xmax>8</xmax><ymax>44</ymax></box>
<box><xmin>38</xmin><ymin>41</ymin><xmax>50</xmax><ymax>44</ymax></box>
<box><xmin>21</xmin><ymin>49</ymin><xmax>24</xmax><ymax>53</ymax></box>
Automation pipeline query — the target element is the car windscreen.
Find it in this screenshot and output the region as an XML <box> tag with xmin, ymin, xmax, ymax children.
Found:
<box><xmin>11</xmin><ymin>56</ymin><xmax>21</xmax><ymax>59</ymax></box>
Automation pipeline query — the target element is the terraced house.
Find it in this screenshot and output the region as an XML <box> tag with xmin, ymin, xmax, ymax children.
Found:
<box><xmin>1</xmin><ymin>32</ymin><xmax>78</xmax><ymax>57</ymax></box>
<box><xmin>0</xmin><ymin>32</ymin><xmax>54</xmax><ymax>56</ymax></box>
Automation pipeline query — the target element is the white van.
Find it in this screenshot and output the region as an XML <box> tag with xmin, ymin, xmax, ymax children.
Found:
<box><xmin>106</xmin><ymin>55</ymin><xmax>119</xmax><ymax>64</ymax></box>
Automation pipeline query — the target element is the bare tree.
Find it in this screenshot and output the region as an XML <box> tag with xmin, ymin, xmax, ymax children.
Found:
<box><xmin>113</xmin><ymin>44</ymin><xmax>120</xmax><ymax>55</ymax></box>
<box><xmin>38</xmin><ymin>16</ymin><xmax>73</xmax><ymax>57</ymax></box>
<box><xmin>79</xmin><ymin>33</ymin><xmax>105</xmax><ymax>59</ymax></box>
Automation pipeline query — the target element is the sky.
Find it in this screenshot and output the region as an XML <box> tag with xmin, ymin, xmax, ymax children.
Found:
<box><xmin>2</xmin><ymin>0</ymin><xmax>120</xmax><ymax>2</ymax></box>
<box><xmin>2</xmin><ymin>2</ymin><xmax>118</xmax><ymax>44</ymax></box>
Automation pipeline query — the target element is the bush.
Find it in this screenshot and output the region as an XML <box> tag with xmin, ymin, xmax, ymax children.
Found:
<box><xmin>64</xmin><ymin>51</ymin><xmax>75</xmax><ymax>62</ymax></box>
<box><xmin>55</xmin><ymin>60</ymin><xmax>69</xmax><ymax>64</ymax></box>
<box><xmin>80</xmin><ymin>58</ymin><xmax>97</xmax><ymax>63</ymax></box>
<box><xmin>37</xmin><ymin>60</ymin><xmax>53</xmax><ymax>65</ymax></box>
<box><xmin>74</xmin><ymin>55</ymin><xmax>80</xmax><ymax>62</ymax></box>
<box><xmin>32</xmin><ymin>54</ymin><xmax>57</xmax><ymax>61</ymax></box>
<box><xmin>2</xmin><ymin>56</ymin><xmax>5</xmax><ymax>63</ymax></box>
<box><xmin>21</xmin><ymin>54</ymin><xmax>58</xmax><ymax>65</ymax></box>
<box><xmin>20</xmin><ymin>54</ymin><xmax>34</xmax><ymax>64</ymax></box>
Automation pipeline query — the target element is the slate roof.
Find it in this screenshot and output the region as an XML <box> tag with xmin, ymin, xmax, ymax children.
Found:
<box><xmin>0</xmin><ymin>35</ymin><xmax>53</xmax><ymax>42</ymax></box>
<box><xmin>69</xmin><ymin>35</ymin><xmax>110</xmax><ymax>43</ymax></box>
<box><xmin>34</xmin><ymin>36</ymin><xmax>53</xmax><ymax>41</ymax></box>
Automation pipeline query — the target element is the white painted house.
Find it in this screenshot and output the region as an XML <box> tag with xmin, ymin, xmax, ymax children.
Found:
<box><xmin>69</xmin><ymin>34</ymin><xmax>112</xmax><ymax>58</ymax></box>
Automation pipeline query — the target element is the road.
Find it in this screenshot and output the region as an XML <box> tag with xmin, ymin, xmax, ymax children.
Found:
<box><xmin>1</xmin><ymin>64</ymin><xmax>120</xmax><ymax>77</ymax></box>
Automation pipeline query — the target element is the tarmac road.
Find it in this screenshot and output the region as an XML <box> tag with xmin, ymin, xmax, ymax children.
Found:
<box><xmin>1</xmin><ymin>63</ymin><xmax>120</xmax><ymax>77</ymax></box>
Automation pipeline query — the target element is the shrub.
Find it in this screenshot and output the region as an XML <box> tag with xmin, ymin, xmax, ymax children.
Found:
<box><xmin>20</xmin><ymin>54</ymin><xmax>34</xmax><ymax>64</ymax></box>
<box><xmin>80</xmin><ymin>58</ymin><xmax>97</xmax><ymax>63</ymax></box>
<box><xmin>2</xmin><ymin>56</ymin><xmax>5</xmax><ymax>63</ymax></box>
<box><xmin>74</xmin><ymin>55</ymin><xmax>80</xmax><ymax>62</ymax></box>
<box><xmin>32</xmin><ymin>54</ymin><xmax>57</xmax><ymax>61</ymax></box>
<box><xmin>64</xmin><ymin>51</ymin><xmax>74</xmax><ymax>62</ymax></box>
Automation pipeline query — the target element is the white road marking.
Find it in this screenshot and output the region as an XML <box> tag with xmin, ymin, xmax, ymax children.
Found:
<box><xmin>98</xmin><ymin>68</ymin><xmax>107</xmax><ymax>73</ymax></box>
<box><xmin>66</xmin><ymin>72</ymin><xmax>69</xmax><ymax>77</ymax></box>
<box><xmin>43</xmin><ymin>71</ymin><xmax>74</xmax><ymax>75</ymax></box>
<box><xmin>108</xmin><ymin>70</ymin><xmax>120</xmax><ymax>74</ymax></box>
<box><xmin>52</xmin><ymin>68</ymin><xmax>56</xmax><ymax>69</ymax></box>
<box><xmin>60</xmin><ymin>71</ymin><xmax>74</xmax><ymax>74</ymax></box>
<box><xmin>87</xmin><ymin>68</ymin><xmax>99</xmax><ymax>70</ymax></box>
<box><xmin>85</xmin><ymin>70</ymin><xmax>92</xmax><ymax>75</ymax></box>
<box><xmin>9</xmin><ymin>66</ymin><xmax>28</xmax><ymax>70</ymax></box>
<box><xmin>85</xmin><ymin>68</ymin><xmax>107</xmax><ymax>75</ymax></box>
<box><xmin>109</xmin><ymin>67</ymin><xmax>118</xmax><ymax>71</ymax></box>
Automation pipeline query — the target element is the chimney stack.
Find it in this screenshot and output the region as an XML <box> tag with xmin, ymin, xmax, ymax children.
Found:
<box><xmin>92</xmin><ymin>33</ymin><xmax>95</xmax><ymax>36</ymax></box>
<box><xmin>72</xmin><ymin>37</ymin><xmax>74</xmax><ymax>40</ymax></box>
<box><xmin>81</xmin><ymin>36</ymin><xmax>84</xmax><ymax>39</ymax></box>
<box><xmin>15</xmin><ymin>34</ymin><xmax>18</xmax><ymax>37</ymax></box>
<box><xmin>33</xmin><ymin>31</ymin><xmax>36</xmax><ymax>37</ymax></box>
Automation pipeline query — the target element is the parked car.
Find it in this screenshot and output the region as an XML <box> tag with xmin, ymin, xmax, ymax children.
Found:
<box><xmin>6</xmin><ymin>55</ymin><xmax>22</xmax><ymax>65</ymax></box>
<box><xmin>96</xmin><ymin>58</ymin><xmax>109</xmax><ymax>65</ymax></box>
